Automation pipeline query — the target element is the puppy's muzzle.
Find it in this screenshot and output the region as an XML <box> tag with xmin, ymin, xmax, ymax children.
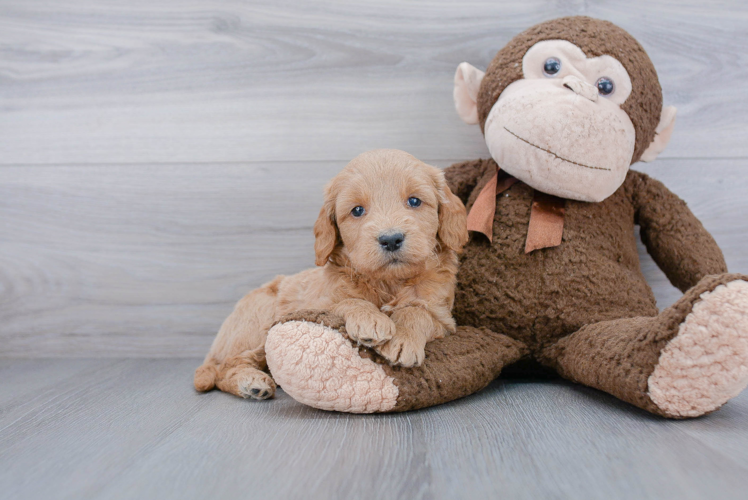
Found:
<box><xmin>378</xmin><ymin>232</ymin><xmax>405</xmax><ymax>252</ymax></box>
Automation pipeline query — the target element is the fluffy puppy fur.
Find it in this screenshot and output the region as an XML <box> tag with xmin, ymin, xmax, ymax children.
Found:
<box><xmin>194</xmin><ymin>149</ymin><xmax>468</xmax><ymax>400</ymax></box>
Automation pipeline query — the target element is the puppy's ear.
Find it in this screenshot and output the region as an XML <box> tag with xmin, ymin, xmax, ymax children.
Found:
<box><xmin>314</xmin><ymin>185</ymin><xmax>339</xmax><ymax>266</ymax></box>
<box><xmin>432</xmin><ymin>168</ymin><xmax>469</xmax><ymax>253</ymax></box>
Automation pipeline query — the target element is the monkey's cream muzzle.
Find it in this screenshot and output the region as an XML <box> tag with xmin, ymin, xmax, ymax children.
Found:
<box><xmin>484</xmin><ymin>78</ymin><xmax>636</xmax><ymax>202</ymax></box>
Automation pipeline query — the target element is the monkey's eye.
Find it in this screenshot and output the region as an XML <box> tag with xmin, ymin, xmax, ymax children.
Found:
<box><xmin>351</xmin><ymin>206</ymin><xmax>365</xmax><ymax>217</ymax></box>
<box><xmin>407</xmin><ymin>197</ymin><xmax>422</xmax><ymax>208</ymax></box>
<box><xmin>543</xmin><ymin>57</ymin><xmax>561</xmax><ymax>77</ymax></box>
<box><xmin>596</xmin><ymin>77</ymin><xmax>615</xmax><ymax>96</ymax></box>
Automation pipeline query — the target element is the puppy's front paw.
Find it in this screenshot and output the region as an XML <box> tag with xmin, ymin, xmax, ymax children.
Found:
<box><xmin>345</xmin><ymin>311</ymin><xmax>396</xmax><ymax>347</ymax></box>
<box><xmin>376</xmin><ymin>335</ymin><xmax>426</xmax><ymax>367</ymax></box>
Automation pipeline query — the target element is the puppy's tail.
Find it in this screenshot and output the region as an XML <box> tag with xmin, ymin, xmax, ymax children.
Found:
<box><xmin>194</xmin><ymin>360</ymin><xmax>218</xmax><ymax>392</ymax></box>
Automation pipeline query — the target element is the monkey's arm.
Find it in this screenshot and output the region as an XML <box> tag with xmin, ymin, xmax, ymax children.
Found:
<box><xmin>630</xmin><ymin>170</ymin><xmax>727</xmax><ymax>292</ymax></box>
<box><xmin>443</xmin><ymin>159</ymin><xmax>493</xmax><ymax>205</ymax></box>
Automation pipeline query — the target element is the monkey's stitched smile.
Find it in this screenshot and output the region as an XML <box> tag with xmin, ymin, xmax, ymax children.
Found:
<box><xmin>503</xmin><ymin>127</ymin><xmax>611</xmax><ymax>172</ymax></box>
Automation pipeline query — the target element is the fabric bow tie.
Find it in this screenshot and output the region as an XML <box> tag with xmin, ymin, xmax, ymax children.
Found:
<box><xmin>465</xmin><ymin>165</ymin><xmax>566</xmax><ymax>253</ymax></box>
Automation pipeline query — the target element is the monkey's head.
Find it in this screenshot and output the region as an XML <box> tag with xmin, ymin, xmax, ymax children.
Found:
<box><xmin>454</xmin><ymin>16</ymin><xmax>676</xmax><ymax>202</ymax></box>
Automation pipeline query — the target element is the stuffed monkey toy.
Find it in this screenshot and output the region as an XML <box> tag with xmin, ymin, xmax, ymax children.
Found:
<box><xmin>264</xmin><ymin>16</ymin><xmax>748</xmax><ymax>418</ymax></box>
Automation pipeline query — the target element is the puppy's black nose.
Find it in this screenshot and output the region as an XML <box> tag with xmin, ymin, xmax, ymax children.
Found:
<box><xmin>378</xmin><ymin>232</ymin><xmax>404</xmax><ymax>252</ymax></box>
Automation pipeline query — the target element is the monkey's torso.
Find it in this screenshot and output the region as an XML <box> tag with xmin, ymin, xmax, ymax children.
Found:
<box><xmin>452</xmin><ymin>159</ymin><xmax>662</xmax><ymax>353</ymax></box>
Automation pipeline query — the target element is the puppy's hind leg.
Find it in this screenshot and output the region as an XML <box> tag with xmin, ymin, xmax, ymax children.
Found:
<box><xmin>214</xmin><ymin>348</ymin><xmax>277</xmax><ymax>400</ymax></box>
<box><xmin>195</xmin><ymin>276</ymin><xmax>281</xmax><ymax>399</ymax></box>
<box><xmin>196</xmin><ymin>349</ymin><xmax>276</xmax><ymax>399</ymax></box>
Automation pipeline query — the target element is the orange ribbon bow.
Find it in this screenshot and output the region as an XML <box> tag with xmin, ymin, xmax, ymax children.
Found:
<box><xmin>465</xmin><ymin>166</ymin><xmax>565</xmax><ymax>253</ymax></box>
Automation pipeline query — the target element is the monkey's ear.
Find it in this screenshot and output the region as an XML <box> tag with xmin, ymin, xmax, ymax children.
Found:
<box><xmin>640</xmin><ymin>106</ymin><xmax>677</xmax><ymax>162</ymax></box>
<box><xmin>313</xmin><ymin>194</ymin><xmax>338</xmax><ymax>266</ymax></box>
<box><xmin>454</xmin><ymin>62</ymin><xmax>485</xmax><ymax>125</ymax></box>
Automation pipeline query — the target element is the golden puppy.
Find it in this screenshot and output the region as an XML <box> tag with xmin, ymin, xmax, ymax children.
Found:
<box><xmin>194</xmin><ymin>149</ymin><xmax>468</xmax><ymax>400</ymax></box>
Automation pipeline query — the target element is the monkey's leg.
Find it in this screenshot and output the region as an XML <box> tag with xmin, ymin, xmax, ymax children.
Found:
<box><xmin>265</xmin><ymin>310</ymin><xmax>529</xmax><ymax>413</ymax></box>
<box><xmin>540</xmin><ymin>274</ymin><xmax>748</xmax><ymax>418</ymax></box>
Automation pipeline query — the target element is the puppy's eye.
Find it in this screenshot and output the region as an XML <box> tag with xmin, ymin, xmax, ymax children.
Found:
<box><xmin>407</xmin><ymin>197</ymin><xmax>422</xmax><ymax>208</ymax></box>
<box><xmin>543</xmin><ymin>57</ymin><xmax>561</xmax><ymax>77</ymax></box>
<box><xmin>351</xmin><ymin>206</ymin><xmax>365</xmax><ymax>217</ymax></box>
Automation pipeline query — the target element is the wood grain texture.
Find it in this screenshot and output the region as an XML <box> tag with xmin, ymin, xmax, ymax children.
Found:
<box><xmin>1</xmin><ymin>158</ymin><xmax>746</xmax><ymax>357</ymax></box>
<box><xmin>0</xmin><ymin>0</ymin><xmax>747</xmax><ymax>164</ymax></box>
<box><xmin>0</xmin><ymin>359</ymin><xmax>747</xmax><ymax>500</ymax></box>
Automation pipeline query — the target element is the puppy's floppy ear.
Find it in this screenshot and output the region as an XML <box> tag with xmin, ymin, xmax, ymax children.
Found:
<box><xmin>432</xmin><ymin>167</ymin><xmax>469</xmax><ymax>252</ymax></box>
<box><xmin>314</xmin><ymin>183</ymin><xmax>339</xmax><ymax>266</ymax></box>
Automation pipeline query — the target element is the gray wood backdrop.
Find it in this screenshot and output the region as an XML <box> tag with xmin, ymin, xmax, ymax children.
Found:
<box><xmin>1</xmin><ymin>0</ymin><xmax>747</xmax><ymax>357</ymax></box>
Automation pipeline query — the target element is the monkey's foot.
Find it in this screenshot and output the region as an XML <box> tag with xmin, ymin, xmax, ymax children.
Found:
<box><xmin>265</xmin><ymin>311</ymin><xmax>399</xmax><ymax>413</ymax></box>
<box><xmin>648</xmin><ymin>279</ymin><xmax>748</xmax><ymax>418</ymax></box>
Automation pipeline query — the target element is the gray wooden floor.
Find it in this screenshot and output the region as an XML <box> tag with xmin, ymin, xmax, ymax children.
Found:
<box><xmin>2</xmin><ymin>0</ymin><xmax>748</xmax><ymax>498</ymax></box>
<box><xmin>1</xmin><ymin>359</ymin><xmax>748</xmax><ymax>500</ymax></box>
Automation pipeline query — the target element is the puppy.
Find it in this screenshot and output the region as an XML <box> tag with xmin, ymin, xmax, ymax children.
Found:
<box><xmin>194</xmin><ymin>149</ymin><xmax>468</xmax><ymax>400</ymax></box>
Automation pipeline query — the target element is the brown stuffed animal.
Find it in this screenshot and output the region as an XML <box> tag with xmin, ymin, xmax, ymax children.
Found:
<box><xmin>264</xmin><ymin>16</ymin><xmax>748</xmax><ymax>418</ymax></box>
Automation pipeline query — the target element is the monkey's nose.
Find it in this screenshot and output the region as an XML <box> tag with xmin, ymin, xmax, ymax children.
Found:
<box><xmin>562</xmin><ymin>75</ymin><xmax>598</xmax><ymax>102</ymax></box>
<box><xmin>378</xmin><ymin>232</ymin><xmax>405</xmax><ymax>252</ymax></box>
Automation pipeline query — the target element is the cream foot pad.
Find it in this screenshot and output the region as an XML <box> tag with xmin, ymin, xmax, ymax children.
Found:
<box><xmin>649</xmin><ymin>280</ymin><xmax>748</xmax><ymax>417</ymax></box>
<box><xmin>266</xmin><ymin>320</ymin><xmax>399</xmax><ymax>413</ymax></box>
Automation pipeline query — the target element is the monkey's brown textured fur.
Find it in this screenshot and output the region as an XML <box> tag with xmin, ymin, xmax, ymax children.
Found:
<box><xmin>450</xmin><ymin>160</ymin><xmax>727</xmax><ymax>352</ymax></box>
<box><xmin>477</xmin><ymin>16</ymin><xmax>661</xmax><ymax>163</ymax></box>
<box><xmin>384</xmin><ymin>326</ymin><xmax>529</xmax><ymax>412</ymax></box>
<box><xmin>267</xmin><ymin>17</ymin><xmax>747</xmax><ymax>417</ymax></box>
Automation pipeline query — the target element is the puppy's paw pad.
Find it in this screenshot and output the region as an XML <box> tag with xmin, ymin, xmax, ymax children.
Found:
<box><xmin>249</xmin><ymin>387</ymin><xmax>271</xmax><ymax>399</ymax></box>
<box><xmin>238</xmin><ymin>373</ymin><xmax>276</xmax><ymax>400</ymax></box>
